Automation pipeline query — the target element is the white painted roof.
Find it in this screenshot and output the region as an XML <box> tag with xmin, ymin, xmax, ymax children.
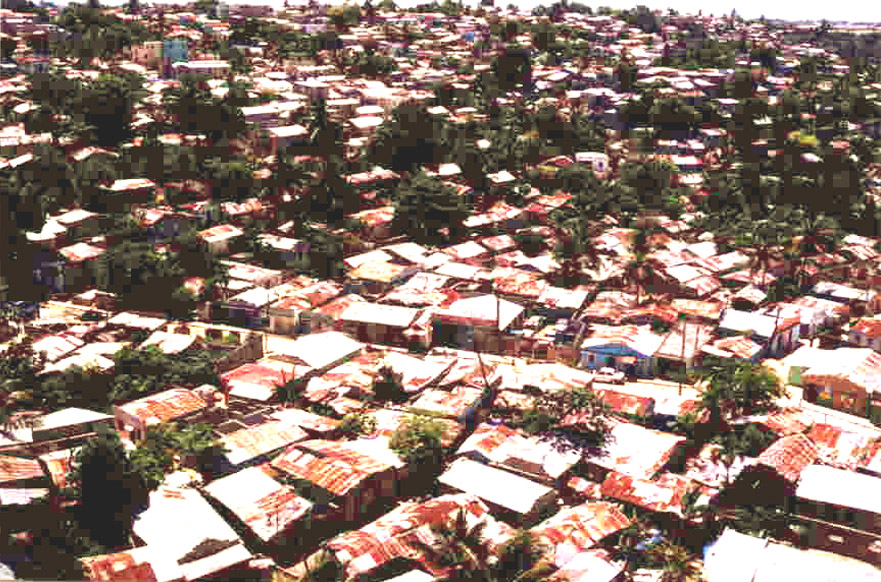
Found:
<box><xmin>438</xmin><ymin>458</ymin><xmax>554</xmax><ymax>514</ymax></box>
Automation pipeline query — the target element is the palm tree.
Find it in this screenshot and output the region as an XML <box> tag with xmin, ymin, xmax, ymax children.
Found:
<box><xmin>413</xmin><ymin>515</ymin><xmax>556</xmax><ymax>582</ymax></box>
<box><xmin>623</xmin><ymin>251</ymin><xmax>655</xmax><ymax>305</ymax></box>
<box><xmin>647</xmin><ymin>541</ymin><xmax>701</xmax><ymax>582</ymax></box>
<box><xmin>410</xmin><ymin>508</ymin><xmax>493</xmax><ymax>582</ymax></box>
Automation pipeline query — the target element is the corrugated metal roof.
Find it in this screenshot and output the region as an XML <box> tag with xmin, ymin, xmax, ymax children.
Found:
<box><xmin>585</xmin><ymin>421</ymin><xmax>685</xmax><ymax>480</ymax></box>
<box><xmin>204</xmin><ymin>466</ymin><xmax>312</xmax><ymax>542</ymax></box>
<box><xmin>0</xmin><ymin>487</ymin><xmax>49</xmax><ymax>506</ymax></box>
<box><xmin>581</xmin><ymin>325</ymin><xmax>665</xmax><ymax>358</ymax></box>
<box><xmin>339</xmin><ymin>302</ymin><xmax>420</xmax><ymax>328</ymax></box>
<box><xmin>366</xmin><ymin>409</ymin><xmax>463</xmax><ymax>448</ymax></box>
<box><xmin>600</xmin><ymin>471</ymin><xmax>693</xmax><ymax>517</ymax></box>
<box><xmin>438</xmin><ymin>458</ymin><xmax>555</xmax><ymax>514</ymax></box>
<box><xmin>456</xmin><ymin>423</ymin><xmax>582</xmax><ymax>480</ymax></box>
<box><xmin>40</xmin><ymin>448</ymin><xmax>79</xmax><ymax>490</ymax></box>
<box><xmin>327</xmin><ymin>493</ymin><xmax>514</xmax><ymax>579</ymax></box>
<box><xmin>549</xmin><ymin>549</ymin><xmax>623</xmax><ymax>582</ymax></box>
<box><xmin>761</xmin><ymin>409</ymin><xmax>811</xmax><ymax>436</ymax></box>
<box><xmin>806</xmin><ymin>423</ymin><xmax>874</xmax><ymax>471</ymax></box>
<box><xmin>410</xmin><ymin>386</ymin><xmax>483</xmax><ymax>419</ymax></box>
<box><xmin>492</xmin><ymin>270</ymin><xmax>549</xmax><ymax>299</ymax></box>
<box><xmin>802</xmin><ymin>348</ymin><xmax>881</xmax><ymax>394</ymax></box>
<box><xmin>132</xmin><ymin>486</ymin><xmax>251</xmax><ymax>581</ymax></box>
<box><xmin>81</xmin><ymin>550</ymin><xmax>160</xmax><ymax>582</ymax></box>
<box><xmin>348</xmin><ymin>261</ymin><xmax>410</xmax><ymax>284</ymax></box>
<box><xmin>530</xmin><ymin>502</ymin><xmax>631</xmax><ymax>555</ymax></box>
<box><xmin>270</xmin><ymin>440</ymin><xmax>393</xmax><ymax>497</ymax></box>
<box><xmin>702</xmin><ymin>336</ymin><xmax>763</xmax><ymax>360</ymax></box>
<box><xmin>0</xmin><ymin>454</ymin><xmax>45</xmax><ymax>485</ymax></box>
<box><xmin>118</xmin><ymin>388</ymin><xmax>207</xmax><ymax>424</ymax></box>
<box><xmin>58</xmin><ymin>242</ymin><xmax>106</xmax><ymax>263</ymax></box>
<box><xmin>269</xmin><ymin>407</ymin><xmax>340</xmax><ymax>433</ymax></box>
<box><xmin>222</xmin><ymin>422</ymin><xmax>309</xmax><ymax>466</ymax></box>
<box><xmin>267</xmin><ymin>331</ymin><xmax>364</xmax><ymax>370</ymax></box>
<box><xmin>757</xmin><ymin>434</ymin><xmax>819</xmax><ymax>483</ymax></box>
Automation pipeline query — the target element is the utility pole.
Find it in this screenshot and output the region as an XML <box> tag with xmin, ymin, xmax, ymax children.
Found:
<box><xmin>678</xmin><ymin>312</ymin><xmax>687</xmax><ymax>396</ymax></box>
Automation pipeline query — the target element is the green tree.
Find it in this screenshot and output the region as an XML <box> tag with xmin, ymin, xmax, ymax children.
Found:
<box><xmin>388</xmin><ymin>415</ymin><xmax>445</xmax><ymax>467</ymax></box>
<box><xmin>518</xmin><ymin>387</ymin><xmax>611</xmax><ymax>453</ymax></box>
<box><xmin>65</xmin><ymin>427</ymin><xmax>147</xmax><ymax>549</ymax></box>
<box><xmin>699</xmin><ymin>362</ymin><xmax>784</xmax><ymax>434</ymax></box>
<box><xmin>646</xmin><ymin>541</ymin><xmax>701</xmax><ymax>582</ymax></box>
<box><xmin>337</xmin><ymin>412</ymin><xmax>378</xmax><ymax>439</ymax></box>
<box><xmin>410</xmin><ymin>508</ymin><xmax>494</xmax><ymax>581</ymax></box>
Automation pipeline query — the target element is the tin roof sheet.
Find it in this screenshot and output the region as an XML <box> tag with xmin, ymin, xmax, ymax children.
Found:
<box><xmin>805</xmin><ymin>423</ymin><xmax>874</xmax><ymax>471</ymax></box>
<box><xmin>581</xmin><ymin>325</ymin><xmax>665</xmax><ymax>358</ymax></box>
<box><xmin>796</xmin><ymin>464</ymin><xmax>881</xmax><ymax>516</ymax></box>
<box><xmin>438</xmin><ymin>458</ymin><xmax>555</xmax><ymax>514</ymax></box>
<box><xmin>270</xmin><ymin>440</ymin><xmax>394</xmax><ymax>496</ymax></box>
<box><xmin>348</xmin><ymin>261</ymin><xmax>410</xmax><ymax>284</ymax></box>
<box><xmin>221</xmin><ymin>422</ymin><xmax>309</xmax><ymax>466</ymax></box>
<box><xmin>585</xmin><ymin>421</ymin><xmax>685</xmax><ymax>480</ymax></box>
<box><xmin>802</xmin><ymin>348</ymin><xmax>881</xmax><ymax>394</ymax></box>
<box><xmin>410</xmin><ymin>386</ymin><xmax>484</xmax><ymax>419</ymax></box>
<box><xmin>204</xmin><ymin>466</ymin><xmax>312</xmax><ymax>541</ymax></box>
<box><xmin>435</xmin><ymin>294</ymin><xmax>525</xmax><ymax>330</ymax></box>
<box><xmin>757</xmin><ymin>434</ymin><xmax>819</xmax><ymax>483</ymax></box>
<box><xmin>531</xmin><ymin>502</ymin><xmax>631</xmax><ymax>554</ymax></box>
<box><xmin>81</xmin><ymin>549</ymin><xmax>161</xmax><ymax>582</ymax></box>
<box><xmin>132</xmin><ymin>486</ymin><xmax>251</xmax><ymax>581</ymax></box>
<box><xmin>198</xmin><ymin>224</ymin><xmax>244</xmax><ymax>243</ymax></box>
<box><xmin>59</xmin><ymin>242</ymin><xmax>105</xmax><ymax>263</ymax></box>
<box><xmin>600</xmin><ymin>472</ymin><xmax>693</xmax><ymax>517</ymax></box>
<box><xmin>327</xmin><ymin>493</ymin><xmax>513</xmax><ymax>579</ymax></box>
<box><xmin>266</xmin><ymin>331</ymin><xmax>364</xmax><ymax>370</ymax></box>
<box><xmin>118</xmin><ymin>388</ymin><xmax>208</xmax><ymax>424</ymax></box>
<box><xmin>39</xmin><ymin>448</ymin><xmax>79</xmax><ymax>490</ymax></box>
<box><xmin>366</xmin><ymin>409</ymin><xmax>463</xmax><ymax>448</ymax></box>
<box><xmin>457</xmin><ymin>423</ymin><xmax>582</xmax><ymax>480</ymax></box>
<box><xmin>339</xmin><ymin>302</ymin><xmax>420</xmax><ymax>328</ymax></box>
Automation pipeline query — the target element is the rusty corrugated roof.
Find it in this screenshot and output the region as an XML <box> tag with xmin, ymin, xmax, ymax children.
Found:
<box><xmin>222</xmin><ymin>422</ymin><xmax>309</xmax><ymax>466</ymax></box>
<box><xmin>806</xmin><ymin>423</ymin><xmax>874</xmax><ymax>471</ymax></box>
<box><xmin>0</xmin><ymin>454</ymin><xmax>45</xmax><ymax>485</ymax></box>
<box><xmin>757</xmin><ymin>434</ymin><xmax>820</xmax><ymax>483</ymax></box>
<box><xmin>531</xmin><ymin>501</ymin><xmax>632</xmax><ymax>551</ymax></box>
<box><xmin>118</xmin><ymin>388</ymin><xmax>207</xmax><ymax>424</ymax></box>
<box><xmin>81</xmin><ymin>551</ymin><xmax>158</xmax><ymax>582</ymax></box>
<box><xmin>327</xmin><ymin>493</ymin><xmax>514</xmax><ymax>580</ymax></box>
<box><xmin>600</xmin><ymin>471</ymin><xmax>694</xmax><ymax>517</ymax></box>
<box><xmin>270</xmin><ymin>440</ymin><xmax>393</xmax><ymax>497</ymax></box>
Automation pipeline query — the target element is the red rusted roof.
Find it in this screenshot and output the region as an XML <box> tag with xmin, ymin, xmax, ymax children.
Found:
<box><xmin>806</xmin><ymin>423</ymin><xmax>875</xmax><ymax>471</ymax></box>
<box><xmin>851</xmin><ymin>318</ymin><xmax>881</xmax><ymax>339</ymax></box>
<box><xmin>118</xmin><ymin>388</ymin><xmax>207</xmax><ymax>424</ymax></box>
<box><xmin>81</xmin><ymin>551</ymin><xmax>158</xmax><ymax>582</ymax></box>
<box><xmin>205</xmin><ymin>467</ymin><xmax>313</xmax><ymax>542</ymax></box>
<box><xmin>762</xmin><ymin>409</ymin><xmax>810</xmax><ymax>436</ymax></box>
<box><xmin>0</xmin><ymin>455</ymin><xmax>45</xmax><ymax>485</ymax></box>
<box><xmin>567</xmin><ymin>475</ymin><xmax>602</xmax><ymax>500</ymax></box>
<box><xmin>531</xmin><ymin>501</ymin><xmax>632</xmax><ymax>551</ymax></box>
<box><xmin>757</xmin><ymin>434</ymin><xmax>820</xmax><ymax>483</ymax></box>
<box><xmin>594</xmin><ymin>388</ymin><xmax>654</xmax><ymax>417</ymax></box>
<box><xmin>410</xmin><ymin>386</ymin><xmax>483</xmax><ymax>419</ymax></box>
<box><xmin>222</xmin><ymin>422</ymin><xmax>309</xmax><ymax>466</ymax></box>
<box><xmin>327</xmin><ymin>494</ymin><xmax>514</xmax><ymax>580</ymax></box>
<box><xmin>600</xmin><ymin>471</ymin><xmax>694</xmax><ymax>517</ymax></box>
<box><xmin>39</xmin><ymin>449</ymin><xmax>77</xmax><ymax>489</ymax></box>
<box><xmin>270</xmin><ymin>440</ymin><xmax>393</xmax><ymax>497</ymax></box>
